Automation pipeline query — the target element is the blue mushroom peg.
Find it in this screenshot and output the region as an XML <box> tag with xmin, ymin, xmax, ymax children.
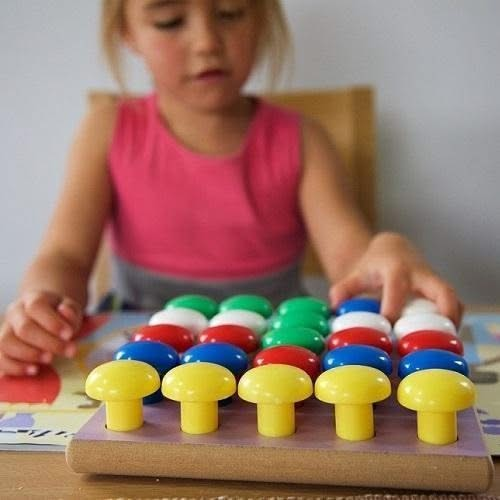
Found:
<box><xmin>114</xmin><ymin>340</ymin><xmax>180</xmax><ymax>404</ymax></box>
<box><xmin>182</xmin><ymin>342</ymin><xmax>249</xmax><ymax>377</ymax></box>
<box><xmin>322</xmin><ymin>344</ymin><xmax>393</xmax><ymax>376</ymax></box>
<box><xmin>336</xmin><ymin>297</ymin><xmax>381</xmax><ymax>316</ymax></box>
<box><xmin>182</xmin><ymin>342</ymin><xmax>249</xmax><ymax>405</ymax></box>
<box><xmin>398</xmin><ymin>348</ymin><xmax>469</xmax><ymax>379</ymax></box>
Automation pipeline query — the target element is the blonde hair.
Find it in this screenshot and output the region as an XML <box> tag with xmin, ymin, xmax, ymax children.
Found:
<box><xmin>100</xmin><ymin>0</ymin><xmax>291</xmax><ymax>92</ymax></box>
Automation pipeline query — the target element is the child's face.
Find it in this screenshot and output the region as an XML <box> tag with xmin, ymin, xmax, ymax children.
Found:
<box><xmin>124</xmin><ymin>0</ymin><xmax>260</xmax><ymax>110</ymax></box>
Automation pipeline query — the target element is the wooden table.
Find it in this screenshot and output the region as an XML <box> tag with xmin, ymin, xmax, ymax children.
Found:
<box><xmin>0</xmin><ymin>449</ymin><xmax>497</xmax><ymax>498</ymax></box>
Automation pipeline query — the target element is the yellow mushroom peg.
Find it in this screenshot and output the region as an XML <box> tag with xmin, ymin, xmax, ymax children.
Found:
<box><xmin>397</xmin><ymin>368</ymin><xmax>475</xmax><ymax>445</ymax></box>
<box><xmin>161</xmin><ymin>362</ymin><xmax>236</xmax><ymax>434</ymax></box>
<box><xmin>315</xmin><ymin>365</ymin><xmax>391</xmax><ymax>441</ymax></box>
<box><xmin>238</xmin><ymin>364</ymin><xmax>313</xmax><ymax>437</ymax></box>
<box><xmin>85</xmin><ymin>360</ymin><xmax>160</xmax><ymax>432</ymax></box>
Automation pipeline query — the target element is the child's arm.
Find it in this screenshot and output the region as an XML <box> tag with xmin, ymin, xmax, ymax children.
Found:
<box><xmin>0</xmin><ymin>101</ymin><xmax>117</xmax><ymax>376</ymax></box>
<box><xmin>298</xmin><ymin>118</ymin><xmax>462</xmax><ymax>325</ymax></box>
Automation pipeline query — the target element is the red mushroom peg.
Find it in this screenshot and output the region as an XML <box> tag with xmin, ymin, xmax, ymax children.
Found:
<box><xmin>253</xmin><ymin>345</ymin><xmax>321</xmax><ymax>381</ymax></box>
<box><xmin>132</xmin><ymin>324</ymin><xmax>194</xmax><ymax>353</ymax></box>
<box><xmin>198</xmin><ymin>325</ymin><xmax>259</xmax><ymax>354</ymax></box>
<box><xmin>397</xmin><ymin>330</ymin><xmax>464</xmax><ymax>357</ymax></box>
<box><xmin>327</xmin><ymin>327</ymin><xmax>393</xmax><ymax>355</ymax></box>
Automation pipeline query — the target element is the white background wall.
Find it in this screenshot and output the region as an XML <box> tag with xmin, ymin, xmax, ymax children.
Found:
<box><xmin>1</xmin><ymin>0</ymin><xmax>499</xmax><ymax>310</ymax></box>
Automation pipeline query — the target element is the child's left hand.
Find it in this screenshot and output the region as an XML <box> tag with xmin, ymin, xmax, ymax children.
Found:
<box><xmin>329</xmin><ymin>232</ymin><xmax>463</xmax><ymax>326</ymax></box>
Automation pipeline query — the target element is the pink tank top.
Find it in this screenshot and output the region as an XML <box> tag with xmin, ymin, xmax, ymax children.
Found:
<box><xmin>108</xmin><ymin>94</ymin><xmax>306</xmax><ymax>280</ymax></box>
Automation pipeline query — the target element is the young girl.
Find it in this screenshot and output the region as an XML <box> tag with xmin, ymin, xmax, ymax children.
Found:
<box><xmin>0</xmin><ymin>0</ymin><xmax>461</xmax><ymax>377</ymax></box>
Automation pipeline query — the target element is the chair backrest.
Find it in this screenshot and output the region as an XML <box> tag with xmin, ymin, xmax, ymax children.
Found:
<box><xmin>264</xmin><ymin>87</ymin><xmax>376</xmax><ymax>274</ymax></box>
<box><xmin>88</xmin><ymin>86</ymin><xmax>376</xmax><ymax>300</ymax></box>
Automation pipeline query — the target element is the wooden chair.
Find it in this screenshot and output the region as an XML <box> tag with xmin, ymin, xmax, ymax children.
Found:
<box><xmin>88</xmin><ymin>86</ymin><xmax>376</xmax><ymax>301</ymax></box>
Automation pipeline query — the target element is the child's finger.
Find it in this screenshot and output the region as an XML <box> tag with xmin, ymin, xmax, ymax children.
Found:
<box><xmin>9</xmin><ymin>312</ymin><xmax>75</xmax><ymax>357</ymax></box>
<box><xmin>436</xmin><ymin>291</ymin><xmax>463</xmax><ymax>327</ymax></box>
<box><xmin>413</xmin><ymin>273</ymin><xmax>463</xmax><ymax>326</ymax></box>
<box><xmin>0</xmin><ymin>331</ymin><xmax>48</xmax><ymax>364</ymax></box>
<box><xmin>379</xmin><ymin>269</ymin><xmax>410</xmax><ymax>324</ymax></box>
<box><xmin>0</xmin><ymin>350</ymin><xmax>39</xmax><ymax>377</ymax></box>
<box><xmin>23</xmin><ymin>294</ymin><xmax>73</xmax><ymax>340</ymax></box>
<box><xmin>57</xmin><ymin>297</ymin><xmax>83</xmax><ymax>330</ymax></box>
<box><xmin>329</xmin><ymin>272</ymin><xmax>366</xmax><ymax>308</ymax></box>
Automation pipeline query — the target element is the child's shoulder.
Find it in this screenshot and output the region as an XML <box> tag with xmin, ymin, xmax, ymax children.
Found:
<box><xmin>86</xmin><ymin>92</ymin><xmax>150</xmax><ymax>121</ymax></box>
<box><xmin>258</xmin><ymin>96</ymin><xmax>301</xmax><ymax>122</ymax></box>
<box><xmin>74</xmin><ymin>93</ymin><xmax>125</xmax><ymax>153</ymax></box>
<box><xmin>83</xmin><ymin>93</ymin><xmax>153</xmax><ymax>146</ymax></box>
<box><xmin>257</xmin><ymin>97</ymin><xmax>329</xmax><ymax>143</ymax></box>
<box><xmin>253</xmin><ymin>97</ymin><xmax>304</xmax><ymax>143</ymax></box>
<box><xmin>85</xmin><ymin>92</ymin><xmax>120</xmax><ymax>126</ymax></box>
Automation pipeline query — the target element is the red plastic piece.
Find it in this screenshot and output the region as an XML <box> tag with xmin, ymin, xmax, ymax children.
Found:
<box><xmin>327</xmin><ymin>327</ymin><xmax>393</xmax><ymax>355</ymax></box>
<box><xmin>132</xmin><ymin>324</ymin><xmax>194</xmax><ymax>353</ymax></box>
<box><xmin>397</xmin><ymin>329</ymin><xmax>464</xmax><ymax>357</ymax></box>
<box><xmin>198</xmin><ymin>325</ymin><xmax>259</xmax><ymax>353</ymax></box>
<box><xmin>74</xmin><ymin>314</ymin><xmax>110</xmax><ymax>340</ymax></box>
<box><xmin>253</xmin><ymin>345</ymin><xmax>321</xmax><ymax>381</ymax></box>
<box><xmin>0</xmin><ymin>365</ymin><xmax>61</xmax><ymax>404</ymax></box>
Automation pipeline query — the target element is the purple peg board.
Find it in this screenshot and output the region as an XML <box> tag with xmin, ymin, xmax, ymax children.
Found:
<box><xmin>66</xmin><ymin>393</ymin><xmax>494</xmax><ymax>492</ymax></box>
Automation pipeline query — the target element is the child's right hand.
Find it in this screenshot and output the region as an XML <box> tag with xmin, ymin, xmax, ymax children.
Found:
<box><xmin>0</xmin><ymin>291</ymin><xmax>83</xmax><ymax>377</ymax></box>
